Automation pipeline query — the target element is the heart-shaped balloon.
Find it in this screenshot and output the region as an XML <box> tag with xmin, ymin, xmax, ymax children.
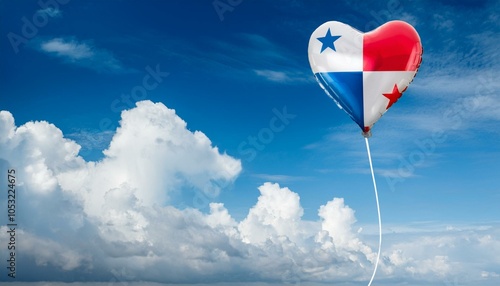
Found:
<box><xmin>308</xmin><ymin>20</ymin><xmax>422</xmax><ymax>135</ymax></box>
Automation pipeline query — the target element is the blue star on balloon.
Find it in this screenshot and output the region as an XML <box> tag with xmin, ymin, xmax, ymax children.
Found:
<box><xmin>317</xmin><ymin>28</ymin><xmax>341</xmax><ymax>53</ymax></box>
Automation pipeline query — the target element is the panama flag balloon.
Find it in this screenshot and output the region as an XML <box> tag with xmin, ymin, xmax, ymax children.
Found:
<box><xmin>308</xmin><ymin>20</ymin><xmax>422</xmax><ymax>135</ymax></box>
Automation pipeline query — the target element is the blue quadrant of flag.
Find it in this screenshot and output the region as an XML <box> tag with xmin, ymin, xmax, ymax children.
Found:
<box><xmin>315</xmin><ymin>72</ymin><xmax>364</xmax><ymax>130</ymax></box>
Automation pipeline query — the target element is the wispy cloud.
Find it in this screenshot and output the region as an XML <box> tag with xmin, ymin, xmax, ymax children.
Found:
<box><xmin>158</xmin><ymin>32</ymin><xmax>312</xmax><ymax>84</ymax></box>
<box><xmin>37</xmin><ymin>37</ymin><xmax>130</xmax><ymax>73</ymax></box>
<box><xmin>252</xmin><ymin>173</ymin><xmax>309</xmax><ymax>182</ymax></box>
<box><xmin>41</xmin><ymin>38</ymin><xmax>94</xmax><ymax>60</ymax></box>
<box><xmin>254</xmin><ymin>70</ymin><xmax>291</xmax><ymax>83</ymax></box>
<box><xmin>253</xmin><ymin>69</ymin><xmax>313</xmax><ymax>83</ymax></box>
<box><xmin>215</xmin><ymin>33</ymin><xmax>314</xmax><ymax>84</ymax></box>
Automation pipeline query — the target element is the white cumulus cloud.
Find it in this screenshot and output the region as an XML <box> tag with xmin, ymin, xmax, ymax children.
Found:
<box><xmin>239</xmin><ymin>182</ymin><xmax>307</xmax><ymax>245</ymax></box>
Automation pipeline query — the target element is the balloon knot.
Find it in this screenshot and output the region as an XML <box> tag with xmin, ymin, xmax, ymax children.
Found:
<box><xmin>362</xmin><ymin>130</ymin><xmax>372</xmax><ymax>138</ymax></box>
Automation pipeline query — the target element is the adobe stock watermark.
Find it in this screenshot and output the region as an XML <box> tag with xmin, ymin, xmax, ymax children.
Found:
<box><xmin>105</xmin><ymin>269</ymin><xmax>135</xmax><ymax>286</ymax></box>
<box><xmin>281</xmin><ymin>268</ymin><xmax>302</xmax><ymax>285</ymax></box>
<box><xmin>364</xmin><ymin>0</ymin><xmax>404</xmax><ymax>31</ymax></box>
<box><xmin>212</xmin><ymin>0</ymin><xmax>243</xmax><ymax>21</ymax></box>
<box><xmin>443</xmin><ymin>273</ymin><xmax>475</xmax><ymax>286</ymax></box>
<box><xmin>237</xmin><ymin>106</ymin><xmax>297</xmax><ymax>162</ymax></box>
<box><xmin>192</xmin><ymin>163</ymin><xmax>240</xmax><ymax>209</ymax></box>
<box><xmin>339</xmin><ymin>0</ymin><xmax>406</xmax><ymax>68</ymax></box>
<box><xmin>7</xmin><ymin>0</ymin><xmax>70</xmax><ymax>54</ymax></box>
<box><xmin>99</xmin><ymin>64</ymin><xmax>169</xmax><ymax>131</ymax></box>
<box><xmin>443</xmin><ymin>277</ymin><xmax>460</xmax><ymax>286</ymax></box>
<box><xmin>385</xmin><ymin>72</ymin><xmax>496</xmax><ymax>192</ymax></box>
<box><xmin>193</xmin><ymin>106</ymin><xmax>297</xmax><ymax>209</ymax></box>
<box><xmin>73</xmin><ymin>64</ymin><xmax>168</xmax><ymax>158</ymax></box>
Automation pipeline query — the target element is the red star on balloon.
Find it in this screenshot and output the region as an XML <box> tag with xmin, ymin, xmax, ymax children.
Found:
<box><xmin>383</xmin><ymin>84</ymin><xmax>403</xmax><ymax>109</ymax></box>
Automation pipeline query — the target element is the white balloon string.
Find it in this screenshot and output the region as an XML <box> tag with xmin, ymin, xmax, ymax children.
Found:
<box><xmin>365</xmin><ymin>137</ymin><xmax>382</xmax><ymax>286</ymax></box>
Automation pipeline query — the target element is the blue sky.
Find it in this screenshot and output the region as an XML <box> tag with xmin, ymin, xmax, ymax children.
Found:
<box><xmin>1</xmin><ymin>0</ymin><xmax>499</xmax><ymax>285</ymax></box>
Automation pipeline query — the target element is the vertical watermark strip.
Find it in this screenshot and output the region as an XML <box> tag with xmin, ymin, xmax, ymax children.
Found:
<box><xmin>6</xmin><ymin>168</ymin><xmax>17</xmax><ymax>279</ymax></box>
